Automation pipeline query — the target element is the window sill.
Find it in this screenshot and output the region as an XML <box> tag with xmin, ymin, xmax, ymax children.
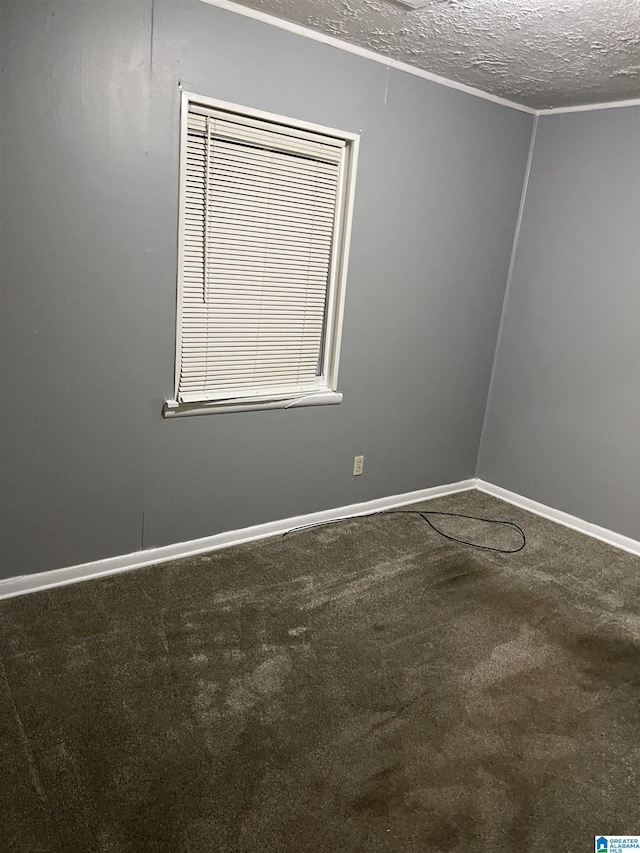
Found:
<box><xmin>163</xmin><ymin>390</ymin><xmax>343</xmax><ymax>418</ymax></box>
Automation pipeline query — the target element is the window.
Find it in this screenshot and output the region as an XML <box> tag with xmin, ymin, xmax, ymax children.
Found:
<box><xmin>164</xmin><ymin>94</ymin><xmax>359</xmax><ymax>417</ymax></box>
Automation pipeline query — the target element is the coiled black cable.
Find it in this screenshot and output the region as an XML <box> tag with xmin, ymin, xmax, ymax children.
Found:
<box><xmin>285</xmin><ymin>508</ymin><xmax>525</xmax><ymax>554</ymax></box>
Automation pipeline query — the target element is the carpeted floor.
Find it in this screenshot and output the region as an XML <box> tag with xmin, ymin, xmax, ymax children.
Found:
<box><xmin>1</xmin><ymin>489</ymin><xmax>640</xmax><ymax>852</ymax></box>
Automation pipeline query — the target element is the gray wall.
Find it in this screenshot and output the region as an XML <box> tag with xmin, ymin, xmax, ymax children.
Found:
<box><xmin>0</xmin><ymin>0</ymin><xmax>532</xmax><ymax>577</ymax></box>
<box><xmin>478</xmin><ymin>108</ymin><xmax>640</xmax><ymax>540</ymax></box>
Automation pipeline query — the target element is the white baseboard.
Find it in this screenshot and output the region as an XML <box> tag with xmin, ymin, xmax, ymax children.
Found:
<box><xmin>477</xmin><ymin>479</ymin><xmax>640</xmax><ymax>558</ymax></box>
<box><xmin>2</xmin><ymin>477</ymin><xmax>637</xmax><ymax>600</ymax></box>
<box><xmin>0</xmin><ymin>479</ymin><xmax>476</xmax><ymax>600</ymax></box>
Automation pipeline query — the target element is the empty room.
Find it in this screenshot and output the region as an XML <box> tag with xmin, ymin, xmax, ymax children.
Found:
<box><xmin>1</xmin><ymin>0</ymin><xmax>639</xmax><ymax>850</ymax></box>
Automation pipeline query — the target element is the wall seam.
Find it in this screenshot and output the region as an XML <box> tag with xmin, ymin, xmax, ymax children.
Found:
<box><xmin>475</xmin><ymin>114</ymin><xmax>539</xmax><ymax>477</ymax></box>
<box><xmin>141</xmin><ymin>0</ymin><xmax>156</xmax><ymax>553</ymax></box>
<box><xmin>149</xmin><ymin>0</ymin><xmax>156</xmax><ymax>80</ymax></box>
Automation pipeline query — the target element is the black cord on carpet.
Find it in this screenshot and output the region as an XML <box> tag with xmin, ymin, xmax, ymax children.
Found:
<box><xmin>285</xmin><ymin>509</ymin><xmax>526</xmax><ymax>554</ymax></box>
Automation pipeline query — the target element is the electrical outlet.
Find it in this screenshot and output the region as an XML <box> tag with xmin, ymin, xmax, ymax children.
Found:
<box><xmin>353</xmin><ymin>455</ymin><xmax>364</xmax><ymax>476</ymax></box>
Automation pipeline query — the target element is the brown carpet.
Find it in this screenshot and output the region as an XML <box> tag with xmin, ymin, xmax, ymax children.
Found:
<box><xmin>1</xmin><ymin>490</ymin><xmax>639</xmax><ymax>852</ymax></box>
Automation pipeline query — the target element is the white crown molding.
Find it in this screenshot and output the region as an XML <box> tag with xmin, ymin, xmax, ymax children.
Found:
<box><xmin>0</xmin><ymin>479</ymin><xmax>476</xmax><ymax>600</ymax></box>
<box><xmin>538</xmin><ymin>98</ymin><xmax>640</xmax><ymax>116</ymax></box>
<box><xmin>196</xmin><ymin>0</ymin><xmax>536</xmax><ymax>115</ymax></box>
<box><xmin>197</xmin><ymin>0</ymin><xmax>640</xmax><ymax>118</ymax></box>
<box><xmin>477</xmin><ymin>480</ymin><xmax>640</xmax><ymax>557</ymax></box>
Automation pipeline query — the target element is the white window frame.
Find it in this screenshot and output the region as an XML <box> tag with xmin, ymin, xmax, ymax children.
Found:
<box><xmin>164</xmin><ymin>92</ymin><xmax>359</xmax><ymax>418</ymax></box>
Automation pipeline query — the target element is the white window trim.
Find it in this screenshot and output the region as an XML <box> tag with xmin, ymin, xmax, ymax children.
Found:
<box><xmin>163</xmin><ymin>92</ymin><xmax>359</xmax><ymax>418</ymax></box>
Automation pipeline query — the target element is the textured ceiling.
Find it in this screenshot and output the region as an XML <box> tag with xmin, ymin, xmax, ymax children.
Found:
<box><xmin>223</xmin><ymin>0</ymin><xmax>640</xmax><ymax>109</ymax></box>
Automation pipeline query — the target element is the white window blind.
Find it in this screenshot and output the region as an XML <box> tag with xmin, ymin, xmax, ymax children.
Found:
<box><xmin>174</xmin><ymin>100</ymin><xmax>356</xmax><ymax>411</ymax></box>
